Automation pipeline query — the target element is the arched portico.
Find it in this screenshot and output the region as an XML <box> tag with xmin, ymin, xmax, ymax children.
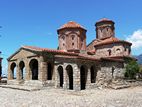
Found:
<box><xmin>57</xmin><ymin>66</ymin><xmax>63</xmax><ymax>87</ymax></box>
<box><xmin>47</xmin><ymin>63</ymin><xmax>53</xmax><ymax>80</ymax></box>
<box><xmin>66</xmin><ymin>65</ymin><xmax>73</xmax><ymax>90</ymax></box>
<box><xmin>19</xmin><ymin>61</ymin><xmax>25</xmax><ymax>79</ymax></box>
<box><xmin>80</xmin><ymin>65</ymin><xmax>88</xmax><ymax>90</ymax></box>
<box><xmin>90</xmin><ymin>66</ymin><xmax>97</xmax><ymax>83</ymax></box>
<box><xmin>29</xmin><ymin>59</ymin><xmax>38</xmax><ymax>80</ymax></box>
<box><xmin>10</xmin><ymin>62</ymin><xmax>16</xmax><ymax>79</ymax></box>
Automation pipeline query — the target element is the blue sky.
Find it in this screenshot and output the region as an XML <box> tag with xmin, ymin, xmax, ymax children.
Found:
<box><xmin>0</xmin><ymin>0</ymin><xmax>142</xmax><ymax>74</ymax></box>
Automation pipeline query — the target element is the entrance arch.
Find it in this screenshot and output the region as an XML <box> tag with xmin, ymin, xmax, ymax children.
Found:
<box><xmin>47</xmin><ymin>63</ymin><xmax>53</xmax><ymax>80</ymax></box>
<box><xmin>10</xmin><ymin>62</ymin><xmax>16</xmax><ymax>79</ymax></box>
<box><xmin>80</xmin><ymin>65</ymin><xmax>87</xmax><ymax>90</ymax></box>
<box><xmin>29</xmin><ymin>59</ymin><xmax>38</xmax><ymax>80</ymax></box>
<box><xmin>57</xmin><ymin>66</ymin><xmax>63</xmax><ymax>87</ymax></box>
<box><xmin>90</xmin><ymin>66</ymin><xmax>97</xmax><ymax>83</ymax></box>
<box><xmin>66</xmin><ymin>65</ymin><xmax>73</xmax><ymax>90</ymax></box>
<box><xmin>19</xmin><ymin>61</ymin><xmax>25</xmax><ymax>79</ymax></box>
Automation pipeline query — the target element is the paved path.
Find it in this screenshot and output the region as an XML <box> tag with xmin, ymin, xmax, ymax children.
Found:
<box><xmin>0</xmin><ymin>86</ymin><xmax>142</xmax><ymax>107</ymax></box>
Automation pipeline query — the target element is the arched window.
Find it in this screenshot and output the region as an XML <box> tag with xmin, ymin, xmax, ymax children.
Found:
<box><xmin>62</xmin><ymin>36</ymin><xmax>65</xmax><ymax>40</ymax></box>
<box><xmin>112</xmin><ymin>66</ymin><xmax>115</xmax><ymax>78</ymax></box>
<box><xmin>129</xmin><ymin>48</ymin><xmax>131</xmax><ymax>54</ymax></box>
<box><xmin>116</xmin><ymin>48</ymin><xmax>121</xmax><ymax>54</ymax></box>
<box><xmin>108</xmin><ymin>49</ymin><xmax>111</xmax><ymax>56</ymax></box>
<box><xmin>71</xmin><ymin>35</ymin><xmax>75</xmax><ymax>40</ymax></box>
<box><xmin>72</xmin><ymin>43</ymin><xmax>74</xmax><ymax>46</ymax></box>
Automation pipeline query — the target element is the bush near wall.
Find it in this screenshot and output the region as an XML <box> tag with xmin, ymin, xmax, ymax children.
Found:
<box><xmin>124</xmin><ymin>58</ymin><xmax>140</xmax><ymax>79</ymax></box>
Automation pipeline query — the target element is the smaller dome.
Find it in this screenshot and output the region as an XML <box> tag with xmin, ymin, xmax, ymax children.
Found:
<box><xmin>57</xmin><ymin>21</ymin><xmax>86</xmax><ymax>32</ymax></box>
<box><xmin>96</xmin><ymin>18</ymin><xmax>114</xmax><ymax>25</ymax></box>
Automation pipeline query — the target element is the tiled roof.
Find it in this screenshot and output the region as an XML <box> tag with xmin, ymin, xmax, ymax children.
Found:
<box><xmin>22</xmin><ymin>46</ymin><xmax>79</xmax><ymax>56</ymax></box>
<box><xmin>23</xmin><ymin>46</ymin><xmax>101</xmax><ymax>61</ymax></box>
<box><xmin>87</xmin><ymin>50</ymin><xmax>96</xmax><ymax>55</ymax></box>
<box><xmin>93</xmin><ymin>37</ymin><xmax>132</xmax><ymax>47</ymax></box>
<box><xmin>58</xmin><ymin>21</ymin><xmax>86</xmax><ymax>31</ymax></box>
<box><xmin>96</xmin><ymin>18</ymin><xmax>114</xmax><ymax>24</ymax></box>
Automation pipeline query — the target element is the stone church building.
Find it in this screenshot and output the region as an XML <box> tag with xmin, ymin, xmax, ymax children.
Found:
<box><xmin>7</xmin><ymin>18</ymin><xmax>132</xmax><ymax>91</ymax></box>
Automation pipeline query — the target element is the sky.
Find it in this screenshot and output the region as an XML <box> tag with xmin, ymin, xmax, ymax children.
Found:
<box><xmin>0</xmin><ymin>0</ymin><xmax>142</xmax><ymax>74</ymax></box>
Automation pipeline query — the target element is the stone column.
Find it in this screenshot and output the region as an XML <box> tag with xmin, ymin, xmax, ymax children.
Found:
<box><xmin>38</xmin><ymin>56</ymin><xmax>47</xmax><ymax>81</ymax></box>
<box><xmin>16</xmin><ymin>64</ymin><xmax>20</xmax><ymax>81</ymax></box>
<box><xmin>63</xmin><ymin>65</ymin><xmax>67</xmax><ymax>89</ymax></box>
<box><xmin>86</xmin><ymin>67</ymin><xmax>91</xmax><ymax>89</ymax></box>
<box><xmin>8</xmin><ymin>63</ymin><xmax>13</xmax><ymax>80</ymax></box>
<box><xmin>73</xmin><ymin>64</ymin><xmax>80</xmax><ymax>91</ymax></box>
<box><xmin>54</xmin><ymin>65</ymin><xmax>58</xmax><ymax>88</ymax></box>
<box><xmin>25</xmin><ymin>60</ymin><xmax>31</xmax><ymax>80</ymax></box>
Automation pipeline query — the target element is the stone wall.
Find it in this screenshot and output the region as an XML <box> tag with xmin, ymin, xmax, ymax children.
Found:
<box><xmin>94</xmin><ymin>43</ymin><xmax>130</xmax><ymax>58</ymax></box>
<box><xmin>96</xmin><ymin>60</ymin><xmax>125</xmax><ymax>86</ymax></box>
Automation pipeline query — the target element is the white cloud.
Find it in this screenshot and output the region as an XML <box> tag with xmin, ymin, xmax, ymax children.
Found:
<box><xmin>126</xmin><ymin>29</ymin><xmax>142</xmax><ymax>49</ymax></box>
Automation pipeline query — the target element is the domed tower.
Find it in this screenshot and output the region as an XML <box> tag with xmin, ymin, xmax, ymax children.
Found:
<box><xmin>95</xmin><ymin>18</ymin><xmax>115</xmax><ymax>40</ymax></box>
<box><xmin>57</xmin><ymin>21</ymin><xmax>87</xmax><ymax>51</ymax></box>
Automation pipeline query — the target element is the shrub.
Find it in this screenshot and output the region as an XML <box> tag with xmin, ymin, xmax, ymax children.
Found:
<box><xmin>124</xmin><ymin>60</ymin><xmax>140</xmax><ymax>79</ymax></box>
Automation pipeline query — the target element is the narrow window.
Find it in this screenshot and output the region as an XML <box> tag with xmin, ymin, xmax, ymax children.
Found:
<box><xmin>72</xmin><ymin>36</ymin><xmax>74</xmax><ymax>40</ymax></box>
<box><xmin>72</xmin><ymin>43</ymin><xmax>74</xmax><ymax>46</ymax></box>
<box><xmin>108</xmin><ymin>49</ymin><xmax>111</xmax><ymax>56</ymax></box>
<box><xmin>129</xmin><ymin>48</ymin><xmax>131</xmax><ymax>54</ymax></box>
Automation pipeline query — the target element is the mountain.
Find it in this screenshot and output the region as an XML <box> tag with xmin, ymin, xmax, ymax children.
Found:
<box><xmin>135</xmin><ymin>54</ymin><xmax>142</xmax><ymax>65</ymax></box>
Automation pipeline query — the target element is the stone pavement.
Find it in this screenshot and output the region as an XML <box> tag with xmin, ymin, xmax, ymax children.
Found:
<box><xmin>0</xmin><ymin>86</ymin><xmax>142</xmax><ymax>107</ymax></box>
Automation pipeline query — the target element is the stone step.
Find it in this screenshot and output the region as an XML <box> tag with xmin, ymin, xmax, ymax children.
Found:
<box><xmin>109</xmin><ymin>84</ymin><xmax>130</xmax><ymax>90</ymax></box>
<box><xmin>0</xmin><ymin>85</ymin><xmax>41</xmax><ymax>91</ymax></box>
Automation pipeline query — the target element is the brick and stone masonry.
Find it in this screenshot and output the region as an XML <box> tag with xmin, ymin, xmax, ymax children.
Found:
<box><xmin>7</xmin><ymin>18</ymin><xmax>133</xmax><ymax>91</ymax></box>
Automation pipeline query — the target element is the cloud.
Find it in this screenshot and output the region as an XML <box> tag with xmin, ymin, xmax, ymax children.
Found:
<box><xmin>126</xmin><ymin>29</ymin><xmax>142</xmax><ymax>49</ymax></box>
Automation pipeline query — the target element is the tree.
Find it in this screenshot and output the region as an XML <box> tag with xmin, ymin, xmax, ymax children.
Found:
<box><xmin>125</xmin><ymin>59</ymin><xmax>140</xmax><ymax>79</ymax></box>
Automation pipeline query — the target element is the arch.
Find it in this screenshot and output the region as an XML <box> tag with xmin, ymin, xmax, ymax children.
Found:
<box><xmin>10</xmin><ymin>62</ymin><xmax>16</xmax><ymax>79</ymax></box>
<box><xmin>90</xmin><ymin>66</ymin><xmax>97</xmax><ymax>83</ymax></box>
<box><xmin>108</xmin><ymin>49</ymin><xmax>111</xmax><ymax>56</ymax></box>
<box><xmin>47</xmin><ymin>63</ymin><xmax>53</xmax><ymax>80</ymax></box>
<box><xmin>80</xmin><ymin>65</ymin><xmax>87</xmax><ymax>90</ymax></box>
<box><xmin>19</xmin><ymin>61</ymin><xmax>25</xmax><ymax>79</ymax></box>
<box><xmin>66</xmin><ymin>65</ymin><xmax>73</xmax><ymax>90</ymax></box>
<box><xmin>29</xmin><ymin>59</ymin><xmax>38</xmax><ymax>80</ymax></box>
<box><xmin>57</xmin><ymin>66</ymin><xmax>63</xmax><ymax>87</ymax></box>
<box><xmin>116</xmin><ymin>48</ymin><xmax>121</xmax><ymax>55</ymax></box>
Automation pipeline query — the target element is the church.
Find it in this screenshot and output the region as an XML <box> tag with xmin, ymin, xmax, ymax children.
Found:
<box><xmin>7</xmin><ymin>18</ymin><xmax>132</xmax><ymax>91</ymax></box>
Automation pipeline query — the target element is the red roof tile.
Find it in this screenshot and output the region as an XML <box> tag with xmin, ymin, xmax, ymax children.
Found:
<box><xmin>96</xmin><ymin>18</ymin><xmax>114</xmax><ymax>24</ymax></box>
<box><xmin>58</xmin><ymin>21</ymin><xmax>86</xmax><ymax>31</ymax></box>
<box><xmin>22</xmin><ymin>46</ymin><xmax>79</xmax><ymax>56</ymax></box>
<box><xmin>93</xmin><ymin>37</ymin><xmax>132</xmax><ymax>47</ymax></box>
<box><xmin>22</xmin><ymin>46</ymin><xmax>101</xmax><ymax>61</ymax></box>
<box><xmin>87</xmin><ymin>50</ymin><xmax>96</xmax><ymax>55</ymax></box>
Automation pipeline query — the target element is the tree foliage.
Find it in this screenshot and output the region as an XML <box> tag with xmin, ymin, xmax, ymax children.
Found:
<box><xmin>124</xmin><ymin>58</ymin><xmax>140</xmax><ymax>79</ymax></box>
